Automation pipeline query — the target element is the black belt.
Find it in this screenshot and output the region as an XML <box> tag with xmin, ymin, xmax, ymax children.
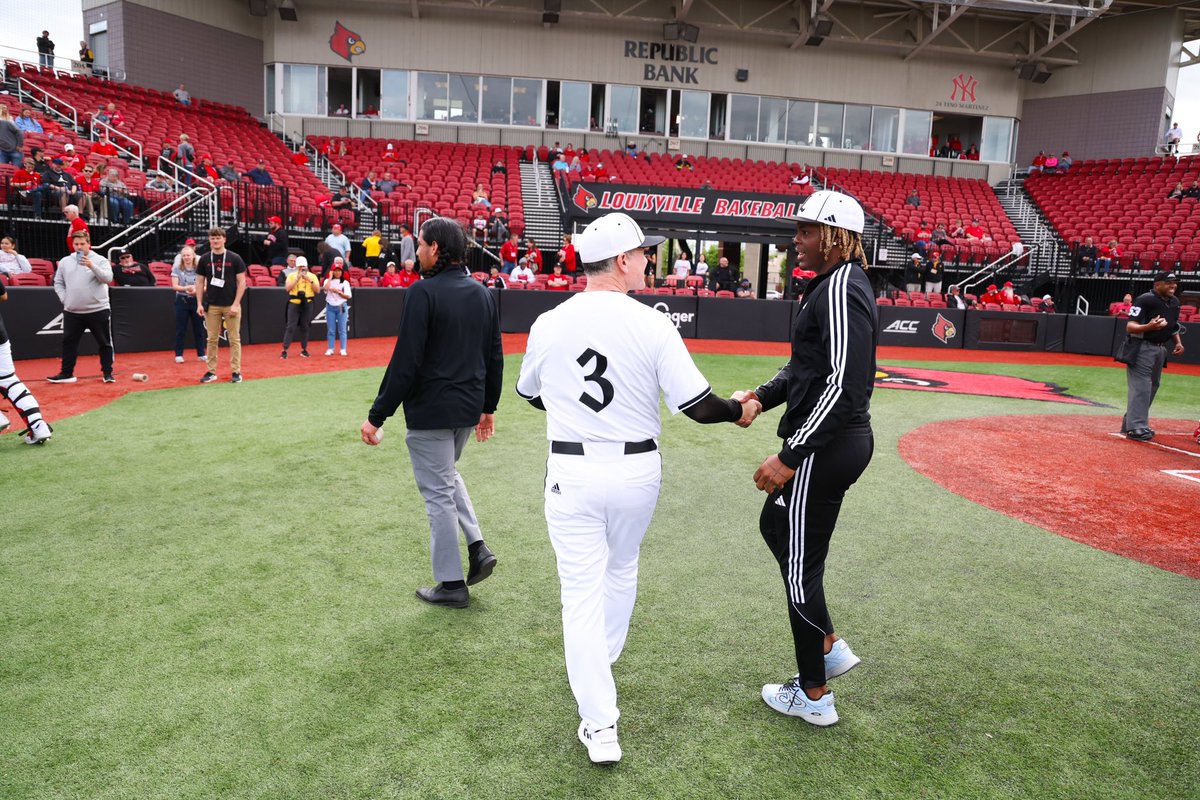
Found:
<box><xmin>551</xmin><ymin>439</ymin><xmax>657</xmax><ymax>455</ymax></box>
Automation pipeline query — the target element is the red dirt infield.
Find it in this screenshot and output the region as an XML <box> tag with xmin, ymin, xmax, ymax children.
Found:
<box><xmin>900</xmin><ymin>415</ymin><xmax>1200</xmax><ymax>579</ymax></box>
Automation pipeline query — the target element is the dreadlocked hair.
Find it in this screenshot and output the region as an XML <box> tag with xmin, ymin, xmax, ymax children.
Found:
<box><xmin>818</xmin><ymin>225</ymin><xmax>869</xmax><ymax>269</ymax></box>
<box><xmin>418</xmin><ymin>216</ymin><xmax>468</xmax><ymax>277</ymax></box>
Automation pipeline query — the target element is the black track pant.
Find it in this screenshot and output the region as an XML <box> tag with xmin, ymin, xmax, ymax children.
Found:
<box><xmin>60</xmin><ymin>308</ymin><xmax>114</xmax><ymax>377</ymax></box>
<box><xmin>759</xmin><ymin>425</ymin><xmax>873</xmax><ymax>690</ymax></box>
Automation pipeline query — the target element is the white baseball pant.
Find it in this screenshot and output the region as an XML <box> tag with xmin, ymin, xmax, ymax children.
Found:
<box><xmin>545</xmin><ymin>446</ymin><xmax>661</xmax><ymax>731</ymax></box>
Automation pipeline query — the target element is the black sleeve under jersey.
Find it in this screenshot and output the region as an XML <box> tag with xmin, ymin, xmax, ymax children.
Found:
<box><xmin>683</xmin><ymin>392</ymin><xmax>741</xmax><ymax>424</ymax></box>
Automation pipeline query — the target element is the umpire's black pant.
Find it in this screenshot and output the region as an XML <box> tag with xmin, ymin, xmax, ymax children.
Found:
<box><xmin>61</xmin><ymin>308</ymin><xmax>114</xmax><ymax>377</ymax></box>
<box><xmin>759</xmin><ymin>424</ymin><xmax>873</xmax><ymax>690</ymax></box>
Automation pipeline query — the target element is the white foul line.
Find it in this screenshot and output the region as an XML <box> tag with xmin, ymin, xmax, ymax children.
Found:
<box><xmin>1106</xmin><ymin>432</ymin><xmax>1200</xmax><ymax>459</ymax></box>
<box><xmin>1162</xmin><ymin>470</ymin><xmax>1200</xmax><ymax>485</ymax></box>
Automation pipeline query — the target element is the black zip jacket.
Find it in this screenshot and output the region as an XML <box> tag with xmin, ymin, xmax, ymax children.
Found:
<box><xmin>369</xmin><ymin>268</ymin><xmax>503</xmax><ymax>430</ymax></box>
<box><xmin>755</xmin><ymin>259</ymin><xmax>877</xmax><ymax>469</ymax></box>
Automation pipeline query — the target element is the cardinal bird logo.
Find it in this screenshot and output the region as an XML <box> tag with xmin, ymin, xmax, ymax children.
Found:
<box><xmin>932</xmin><ymin>313</ymin><xmax>957</xmax><ymax>343</ymax></box>
<box><xmin>572</xmin><ymin>184</ymin><xmax>598</xmax><ymax>212</ymax></box>
<box><xmin>329</xmin><ymin>21</ymin><xmax>366</xmax><ymax>62</ymax></box>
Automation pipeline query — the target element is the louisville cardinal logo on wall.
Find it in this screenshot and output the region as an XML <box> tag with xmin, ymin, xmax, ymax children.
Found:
<box><xmin>572</xmin><ymin>185</ymin><xmax>598</xmax><ymax>211</ymax></box>
<box><xmin>932</xmin><ymin>313</ymin><xmax>957</xmax><ymax>343</ymax></box>
<box><xmin>330</xmin><ymin>21</ymin><xmax>366</xmax><ymax>62</ymax></box>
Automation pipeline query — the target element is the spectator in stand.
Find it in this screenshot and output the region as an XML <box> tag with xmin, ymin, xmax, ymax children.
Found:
<box><xmin>923</xmin><ymin>251</ymin><xmax>944</xmax><ymax>295</ymax></box>
<box><xmin>381</xmin><ymin>142</ymin><xmax>398</xmax><ymax>161</ymax></box>
<box><xmin>904</xmin><ymin>187</ymin><xmax>921</xmax><ymax>208</ymax></box>
<box><xmin>263</xmin><ymin>216</ymin><xmax>289</xmax><ymax>266</ymax></box>
<box><xmin>644</xmin><ymin>247</ymin><xmax>658</xmax><ymax>288</ymax></box>
<box><xmin>217</xmin><ymin>160</ymin><xmax>239</xmax><ymax>182</ymax></box>
<box><xmin>0</xmin><ymin>107</ymin><xmax>24</xmax><ymax>165</ymax></box>
<box><xmin>378</xmin><ymin>173</ymin><xmax>399</xmax><ymax>193</ymax></box>
<box><xmin>964</xmin><ymin>218</ymin><xmax>985</xmax><ymax>240</ymax></box>
<box><xmin>362</xmin><ymin>228</ymin><xmax>383</xmax><ymax>268</ymax></box>
<box><xmin>559</xmin><ymin>233</ymin><xmax>578</xmax><ymax>276</ymax></box>
<box><xmin>1184</xmin><ymin>180</ymin><xmax>1200</xmax><ymax>199</ymax></box>
<box><xmin>362</xmin><ymin>105</ymin><xmax>379</xmax><ymax>118</ymax></box>
<box><xmin>175</xmin><ymin>133</ymin><xmax>195</xmax><ymax>183</ymax></box>
<box><xmin>947</xmin><ymin>134</ymin><xmax>963</xmax><ymax>157</ymax></box>
<box><xmin>1029</xmin><ymin>151</ymin><xmax>1046</xmax><ymax>174</ymax></box>
<box><xmin>712</xmin><ymin>256</ymin><xmax>736</xmax><ymax>293</ymax></box>
<box><xmin>1096</xmin><ymin>239</ymin><xmax>1119</xmax><ymax>275</ymax></box>
<box><xmin>37</xmin><ymin>31</ymin><xmax>55</xmax><ymax>69</ymax></box>
<box><xmin>48</xmin><ymin>230</ymin><xmax>114</xmax><ymax>384</ymax></box>
<box><xmin>625</xmin><ymin>140</ymin><xmax>638</xmax><ymax>157</ymax></box>
<box><xmin>333</xmin><ymin>103</ymin><xmax>350</xmax><ymax>117</ymax></box>
<box><xmin>91</xmin><ymin>133</ymin><xmax>118</xmax><ymax>157</ymax></box>
<box><xmin>1166</xmin><ymin>122</ymin><xmax>1183</xmax><ymax>155</ymax></box>
<box><xmin>324</xmin><ymin>223</ymin><xmax>352</xmax><ymax>260</ymax></box>
<box><xmin>736</xmin><ymin>277</ymin><xmax>753</xmax><ymax>298</ymax></box>
<box><xmin>500</xmin><ymin>232</ymin><xmax>520</xmax><ymax>273</ymax></box>
<box><xmin>931</xmin><ymin>222</ymin><xmax>950</xmax><ymax>245</ymax></box>
<box><xmin>63</xmin><ymin>205</ymin><xmax>88</xmax><ymax>252</ymax></box>
<box><xmin>673</xmin><ymin>250</ymin><xmax>692</xmax><ymax>278</ymax></box>
<box><xmin>472</xmin><ymin>184</ymin><xmax>491</xmax><ymax>208</ymax></box>
<box><xmin>75</xmin><ymin>164</ymin><xmax>103</xmax><ymax>222</ymax></box>
<box><xmin>488</xmin><ymin>207</ymin><xmax>509</xmax><ymax>243</ymax></box>
<box><xmin>281</xmin><ymin>256</ymin><xmax>322</xmax><ymax>359</ymax></box>
<box><xmin>694</xmin><ymin>254</ymin><xmax>709</xmax><ymax>280</ymax></box>
<box><xmin>949</xmin><ymin>219</ymin><xmax>966</xmax><ymax>238</ymax></box>
<box><xmin>359</xmin><ymin>171</ymin><xmax>379</xmax><ymax>194</ymax></box>
<box><xmin>199</xmin><ymin>154</ymin><xmax>220</xmax><ymax>182</ymax></box>
<box><xmin>398</xmin><ymin>224</ymin><xmax>416</xmax><ymax>267</ymax></box>
<box><xmin>999</xmin><ymin>282</ymin><xmax>1019</xmax><ymax>306</ymax></box>
<box><xmin>323</xmin><ymin>261</ymin><xmax>352</xmax><ymax>356</ymax></box>
<box><xmin>398</xmin><ymin>259</ymin><xmax>420</xmax><ymax>288</ymax></box>
<box><xmin>316</xmin><ymin>241</ymin><xmax>336</xmax><ymax>272</ymax></box>
<box><xmin>904</xmin><ymin>253</ymin><xmax>923</xmax><ymax>293</ymax></box>
<box><xmin>379</xmin><ymin>261</ymin><xmax>404</xmax><ymax>287</ymax></box>
<box><xmin>102</xmin><ymin>103</ymin><xmax>126</xmax><ymax>129</ymax></box>
<box><xmin>914</xmin><ymin>220</ymin><xmax>934</xmax><ymax>252</ymax></box>
<box><xmin>1058</xmin><ymin>151</ymin><xmax>1072</xmax><ymax>171</ymax></box>
<box><xmin>546</xmin><ymin>263</ymin><xmax>571</xmax><ymax>290</ymax></box>
<box><xmin>145</xmin><ymin>170</ymin><xmax>173</xmax><ymax>193</ymax></box>
<box><xmin>0</xmin><ymin>236</ymin><xmax>32</xmax><ymax>276</ymax></box>
<box><xmin>563</xmin><ymin>142</ymin><xmax>576</xmax><ymax>160</ymax></box>
<box><xmin>1168</xmin><ymin>182</ymin><xmax>1185</xmax><ymax>200</ymax></box>
<box><xmin>945</xmin><ymin>284</ymin><xmax>973</xmax><ymax>310</ymax></box>
<box><xmin>328</xmin><ymin>184</ymin><xmax>354</xmax><ymax>217</ymax></box>
<box><xmin>12</xmin><ymin>156</ymin><xmax>44</xmax><ymax>216</ymax></box>
<box><xmin>980</xmin><ymin>284</ymin><xmax>1001</xmax><ymax>306</ymax></box>
<box><xmin>510</xmin><ymin>258</ymin><xmax>536</xmax><ymax>284</ymax></box>
<box><xmin>568</xmin><ymin>154</ymin><xmax>582</xmax><ymax>181</ymax></box>
<box><xmin>100</xmin><ymin>167</ymin><xmax>135</xmax><ymax>225</ymax></box>
<box><xmin>1042</xmin><ymin>152</ymin><xmax>1059</xmax><ymax>174</ymax></box>
<box><xmin>275</xmin><ymin>251</ymin><xmax>299</xmax><ymax>286</ymax></box>
<box><xmin>246</xmin><ymin>159</ymin><xmax>274</xmax><ymax>186</ymax></box>
<box><xmin>593</xmin><ymin>161</ymin><xmax>609</xmax><ymax>181</ymax></box>
<box><xmin>485</xmin><ymin>266</ymin><xmax>507</xmax><ymax>289</ymax></box>
<box><xmin>14</xmin><ymin>108</ymin><xmax>44</xmax><ymax>135</ymax></box>
<box><xmin>111</xmin><ymin>250</ymin><xmax>155</xmax><ymax>287</ymax></box>
<box><xmin>78</xmin><ymin>40</ymin><xmax>94</xmax><ymax>70</ymax></box>
<box><xmin>676</xmin><ymin>153</ymin><xmax>693</xmax><ymax>171</ymax></box>
<box><xmin>59</xmin><ymin>143</ymin><xmax>86</xmax><ymax>174</ymax></box>
<box><xmin>470</xmin><ymin>211</ymin><xmax>489</xmax><ymax>244</ymax></box>
<box><xmin>43</xmin><ymin>160</ymin><xmax>82</xmax><ymax>216</ymax></box>
<box><xmin>551</xmin><ymin>153</ymin><xmax>570</xmax><ymax>189</ymax></box>
<box><xmin>1076</xmin><ymin>236</ymin><xmax>1098</xmax><ymax>274</ymax></box>
<box><xmin>964</xmin><ymin>144</ymin><xmax>980</xmax><ymax>161</ymax></box>
<box><xmin>173</xmin><ymin>84</ymin><xmax>192</xmax><ymax>106</ymax></box>
<box><xmin>491</xmin><ymin>160</ymin><xmax>507</xmax><ymax>177</ymax></box>
<box><xmin>524</xmin><ymin>237</ymin><xmax>543</xmax><ymax>274</ymax></box>
<box><xmin>1113</xmin><ymin>293</ymin><xmax>1134</xmax><ymax>317</ymax></box>
<box><xmin>1039</xmin><ymin>295</ymin><xmax>1057</xmax><ymax>313</ymax></box>
<box><xmin>336</xmin><ymin>139</ymin><xmax>348</xmax><ymax>157</ymax></box>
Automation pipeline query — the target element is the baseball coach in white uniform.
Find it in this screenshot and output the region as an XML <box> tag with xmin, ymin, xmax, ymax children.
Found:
<box><xmin>516</xmin><ymin>212</ymin><xmax>761</xmax><ymax>765</ymax></box>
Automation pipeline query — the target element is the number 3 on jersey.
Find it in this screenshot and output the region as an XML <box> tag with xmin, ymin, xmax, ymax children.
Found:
<box><xmin>577</xmin><ymin>348</ymin><xmax>614</xmax><ymax>412</ymax></box>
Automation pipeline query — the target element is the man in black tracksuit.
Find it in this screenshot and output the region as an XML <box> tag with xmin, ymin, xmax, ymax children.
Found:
<box><xmin>739</xmin><ymin>190</ymin><xmax>878</xmax><ymax>728</ymax></box>
<box><xmin>360</xmin><ymin>217</ymin><xmax>504</xmax><ymax>609</ymax></box>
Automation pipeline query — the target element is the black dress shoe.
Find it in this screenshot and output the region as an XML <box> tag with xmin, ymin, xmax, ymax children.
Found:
<box><xmin>416</xmin><ymin>583</ymin><xmax>469</xmax><ymax>608</ymax></box>
<box><xmin>467</xmin><ymin>543</ymin><xmax>497</xmax><ymax>586</ymax></box>
<box><xmin>1125</xmin><ymin>428</ymin><xmax>1154</xmax><ymax>441</ymax></box>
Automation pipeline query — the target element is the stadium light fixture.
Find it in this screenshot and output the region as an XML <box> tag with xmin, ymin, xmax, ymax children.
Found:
<box><xmin>278</xmin><ymin>0</ymin><xmax>298</xmax><ymax>22</ymax></box>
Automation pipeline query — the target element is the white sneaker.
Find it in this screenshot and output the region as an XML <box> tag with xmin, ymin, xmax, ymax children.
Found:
<box><xmin>824</xmin><ymin>639</ymin><xmax>862</xmax><ymax>679</ymax></box>
<box><xmin>24</xmin><ymin>421</ymin><xmax>52</xmax><ymax>445</ymax></box>
<box><xmin>174</xmin><ymin>355</ymin><xmax>185</xmax><ymax>363</ymax></box>
<box><xmin>197</xmin><ymin>355</ymin><xmax>207</xmax><ymax>363</ymax></box>
<box><xmin>324</xmin><ymin>349</ymin><xmax>334</xmax><ymax>356</ymax></box>
<box><xmin>339</xmin><ymin>349</ymin><xmax>347</xmax><ymax>356</ymax></box>
<box><xmin>577</xmin><ymin>721</ymin><xmax>621</xmax><ymax>765</ymax></box>
<box><xmin>761</xmin><ymin>679</ymin><xmax>838</xmax><ymax>726</ymax></box>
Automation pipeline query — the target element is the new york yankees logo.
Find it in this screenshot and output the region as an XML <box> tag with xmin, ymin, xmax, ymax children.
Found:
<box><xmin>950</xmin><ymin>73</ymin><xmax>978</xmax><ymax>103</ymax></box>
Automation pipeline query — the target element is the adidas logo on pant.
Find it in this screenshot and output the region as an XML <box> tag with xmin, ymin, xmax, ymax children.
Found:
<box><xmin>550</xmin><ymin>483</ymin><xmax>561</xmax><ymax>495</ymax></box>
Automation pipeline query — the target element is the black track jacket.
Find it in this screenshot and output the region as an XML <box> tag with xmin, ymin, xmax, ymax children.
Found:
<box><xmin>755</xmin><ymin>259</ymin><xmax>878</xmax><ymax>469</ymax></box>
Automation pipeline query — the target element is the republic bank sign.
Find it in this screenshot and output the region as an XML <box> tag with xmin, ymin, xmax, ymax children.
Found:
<box><xmin>623</xmin><ymin>40</ymin><xmax>718</xmax><ymax>84</ymax></box>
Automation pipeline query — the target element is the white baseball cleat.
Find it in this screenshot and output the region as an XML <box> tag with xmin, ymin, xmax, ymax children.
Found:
<box><xmin>761</xmin><ymin>678</ymin><xmax>839</xmax><ymax>726</ymax></box>
<box><xmin>824</xmin><ymin>638</ymin><xmax>862</xmax><ymax>679</ymax></box>
<box><xmin>24</xmin><ymin>421</ymin><xmax>52</xmax><ymax>445</ymax></box>
<box><xmin>578</xmin><ymin>722</ymin><xmax>621</xmax><ymax>765</ymax></box>
<box><xmin>0</xmin><ymin>410</ymin><xmax>9</xmax><ymax>433</ymax></box>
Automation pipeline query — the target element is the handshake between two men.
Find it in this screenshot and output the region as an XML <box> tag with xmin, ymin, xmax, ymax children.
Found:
<box><xmin>729</xmin><ymin>389</ymin><xmax>798</xmax><ymax>495</ymax></box>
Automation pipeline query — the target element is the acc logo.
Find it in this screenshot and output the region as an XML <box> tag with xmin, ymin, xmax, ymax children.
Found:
<box><xmin>572</xmin><ymin>185</ymin><xmax>598</xmax><ymax>212</ymax></box>
<box><xmin>37</xmin><ymin>313</ymin><xmax>63</xmax><ymax>335</ymax></box>
<box><xmin>652</xmin><ymin>301</ymin><xmax>695</xmax><ymax>329</ymax></box>
<box><xmin>883</xmin><ymin>319</ymin><xmax>919</xmax><ymax>334</ymax></box>
<box><xmin>932</xmin><ymin>313</ymin><xmax>957</xmax><ymax>343</ymax></box>
<box><xmin>329</xmin><ymin>21</ymin><xmax>366</xmax><ymax>62</ymax></box>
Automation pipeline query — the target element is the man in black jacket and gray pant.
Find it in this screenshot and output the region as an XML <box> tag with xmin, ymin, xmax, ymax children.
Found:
<box><xmin>360</xmin><ymin>217</ymin><xmax>504</xmax><ymax>609</ymax></box>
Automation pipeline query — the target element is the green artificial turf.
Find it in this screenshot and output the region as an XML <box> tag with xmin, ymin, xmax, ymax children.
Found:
<box><xmin>1</xmin><ymin>355</ymin><xmax>1197</xmax><ymax>800</ymax></box>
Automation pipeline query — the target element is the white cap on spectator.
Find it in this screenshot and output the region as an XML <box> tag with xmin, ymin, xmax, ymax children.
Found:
<box><xmin>575</xmin><ymin>212</ymin><xmax>665</xmax><ymax>263</ymax></box>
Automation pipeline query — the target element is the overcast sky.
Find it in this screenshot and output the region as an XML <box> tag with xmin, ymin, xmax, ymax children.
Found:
<box><xmin>2</xmin><ymin>0</ymin><xmax>1199</xmax><ymax>150</ymax></box>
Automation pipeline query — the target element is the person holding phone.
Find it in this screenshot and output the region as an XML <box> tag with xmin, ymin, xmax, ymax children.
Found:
<box><xmin>48</xmin><ymin>230</ymin><xmax>114</xmax><ymax>384</ymax></box>
<box><xmin>282</xmin><ymin>256</ymin><xmax>321</xmax><ymax>359</ymax></box>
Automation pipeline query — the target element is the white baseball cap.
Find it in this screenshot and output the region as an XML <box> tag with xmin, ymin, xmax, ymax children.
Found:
<box><xmin>295</xmin><ymin>256</ymin><xmax>308</xmax><ymax>268</ymax></box>
<box><xmin>575</xmin><ymin>212</ymin><xmax>665</xmax><ymax>263</ymax></box>
<box><xmin>779</xmin><ymin>189</ymin><xmax>865</xmax><ymax>234</ymax></box>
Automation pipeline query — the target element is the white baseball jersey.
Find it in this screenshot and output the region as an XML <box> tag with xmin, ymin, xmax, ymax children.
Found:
<box><xmin>516</xmin><ymin>291</ymin><xmax>710</xmax><ymax>442</ymax></box>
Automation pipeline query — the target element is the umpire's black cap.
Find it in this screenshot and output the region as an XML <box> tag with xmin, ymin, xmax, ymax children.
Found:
<box><xmin>1152</xmin><ymin>270</ymin><xmax>1179</xmax><ymax>282</ymax></box>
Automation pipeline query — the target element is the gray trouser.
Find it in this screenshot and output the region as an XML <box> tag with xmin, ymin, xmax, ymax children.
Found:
<box><xmin>1122</xmin><ymin>341</ymin><xmax>1168</xmax><ymax>432</ymax></box>
<box><xmin>405</xmin><ymin>427</ymin><xmax>483</xmax><ymax>582</ymax></box>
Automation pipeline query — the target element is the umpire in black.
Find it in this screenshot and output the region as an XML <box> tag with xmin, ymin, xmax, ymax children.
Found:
<box><xmin>737</xmin><ymin>190</ymin><xmax>877</xmax><ymax>728</ymax></box>
<box><xmin>1122</xmin><ymin>270</ymin><xmax>1184</xmax><ymax>441</ymax></box>
<box><xmin>360</xmin><ymin>217</ymin><xmax>503</xmax><ymax>609</ymax></box>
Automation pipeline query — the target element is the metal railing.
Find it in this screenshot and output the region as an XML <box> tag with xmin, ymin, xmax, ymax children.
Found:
<box><xmin>1075</xmin><ymin>295</ymin><xmax>1090</xmax><ymax>316</ymax></box>
<box><xmin>89</xmin><ymin>115</ymin><xmax>143</xmax><ymax>167</ymax></box>
<box><xmin>16</xmin><ymin>77</ymin><xmax>78</xmax><ymax>130</ymax></box>
<box><xmin>960</xmin><ymin>244</ymin><xmax>1041</xmax><ymax>295</ymax></box>
<box><xmin>96</xmin><ymin>184</ymin><xmax>219</xmax><ymax>265</ymax></box>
